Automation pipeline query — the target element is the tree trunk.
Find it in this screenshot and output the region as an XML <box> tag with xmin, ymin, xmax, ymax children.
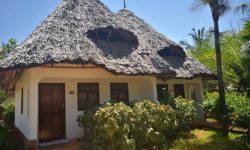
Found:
<box><xmin>213</xmin><ymin>20</ymin><xmax>228</xmax><ymax>136</ymax></box>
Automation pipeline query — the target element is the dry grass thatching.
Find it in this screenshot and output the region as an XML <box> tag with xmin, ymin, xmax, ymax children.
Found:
<box><xmin>0</xmin><ymin>0</ymin><xmax>214</xmax><ymax>88</ymax></box>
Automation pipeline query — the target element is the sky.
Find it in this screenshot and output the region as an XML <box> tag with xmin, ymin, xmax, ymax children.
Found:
<box><xmin>0</xmin><ymin>0</ymin><xmax>248</xmax><ymax>45</ymax></box>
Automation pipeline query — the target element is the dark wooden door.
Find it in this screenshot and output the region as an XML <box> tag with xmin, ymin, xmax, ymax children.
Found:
<box><xmin>39</xmin><ymin>83</ymin><xmax>66</xmax><ymax>142</ymax></box>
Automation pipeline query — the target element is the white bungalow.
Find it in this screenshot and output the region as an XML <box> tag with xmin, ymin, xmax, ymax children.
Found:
<box><xmin>0</xmin><ymin>0</ymin><xmax>214</xmax><ymax>149</ymax></box>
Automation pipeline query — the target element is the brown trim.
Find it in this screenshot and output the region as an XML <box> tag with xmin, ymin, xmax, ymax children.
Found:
<box><xmin>38</xmin><ymin>83</ymin><xmax>66</xmax><ymax>143</ymax></box>
<box><xmin>21</xmin><ymin>87</ymin><xmax>24</xmax><ymax>114</ymax></box>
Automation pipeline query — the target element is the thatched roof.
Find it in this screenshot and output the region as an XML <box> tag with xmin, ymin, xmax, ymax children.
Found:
<box><xmin>0</xmin><ymin>0</ymin><xmax>213</xmax><ymax>82</ymax></box>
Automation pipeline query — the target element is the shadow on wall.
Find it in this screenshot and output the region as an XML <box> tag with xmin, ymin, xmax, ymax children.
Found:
<box><xmin>87</xmin><ymin>26</ymin><xmax>139</xmax><ymax>58</ymax></box>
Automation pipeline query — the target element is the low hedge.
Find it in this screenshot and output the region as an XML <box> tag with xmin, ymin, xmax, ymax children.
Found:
<box><xmin>77</xmin><ymin>98</ymin><xmax>196</xmax><ymax>150</ymax></box>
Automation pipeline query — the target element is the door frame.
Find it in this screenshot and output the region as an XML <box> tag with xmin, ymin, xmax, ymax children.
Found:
<box><xmin>38</xmin><ymin>83</ymin><xmax>66</xmax><ymax>143</ymax></box>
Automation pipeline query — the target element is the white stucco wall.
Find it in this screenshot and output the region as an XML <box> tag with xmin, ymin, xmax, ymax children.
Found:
<box><xmin>39</xmin><ymin>77</ymin><xmax>155</xmax><ymax>139</ymax></box>
<box><xmin>16</xmin><ymin>66</ymin><xmax>157</xmax><ymax>141</ymax></box>
<box><xmin>15</xmin><ymin>69</ymin><xmax>32</xmax><ymax>139</ymax></box>
<box><xmin>15</xmin><ymin>66</ymin><xmax>204</xmax><ymax>142</ymax></box>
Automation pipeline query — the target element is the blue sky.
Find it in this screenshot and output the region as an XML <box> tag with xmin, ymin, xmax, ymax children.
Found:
<box><xmin>0</xmin><ymin>0</ymin><xmax>248</xmax><ymax>45</ymax></box>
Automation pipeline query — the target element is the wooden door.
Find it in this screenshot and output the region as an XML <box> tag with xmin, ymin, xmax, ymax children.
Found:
<box><xmin>39</xmin><ymin>83</ymin><xmax>66</xmax><ymax>143</ymax></box>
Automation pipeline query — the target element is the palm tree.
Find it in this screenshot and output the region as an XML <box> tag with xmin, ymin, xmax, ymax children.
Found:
<box><xmin>235</xmin><ymin>2</ymin><xmax>250</xmax><ymax>15</ymax></box>
<box><xmin>235</xmin><ymin>2</ymin><xmax>250</xmax><ymax>21</ymax></box>
<box><xmin>188</xmin><ymin>27</ymin><xmax>206</xmax><ymax>48</ymax></box>
<box><xmin>188</xmin><ymin>27</ymin><xmax>213</xmax><ymax>49</ymax></box>
<box><xmin>191</xmin><ymin>0</ymin><xmax>231</xmax><ymax>135</ymax></box>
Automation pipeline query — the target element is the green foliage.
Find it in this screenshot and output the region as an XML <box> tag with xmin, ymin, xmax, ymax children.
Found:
<box><xmin>203</xmin><ymin>92</ymin><xmax>219</xmax><ymax>114</ymax></box>
<box><xmin>1</xmin><ymin>103</ymin><xmax>15</xmax><ymax>129</ymax></box>
<box><xmin>175</xmin><ymin>97</ymin><xmax>197</xmax><ymax>133</ymax></box>
<box><xmin>131</xmin><ymin>100</ymin><xmax>176</xmax><ymax>149</ymax></box>
<box><xmin>158</xmin><ymin>91</ymin><xmax>176</xmax><ymax>108</ymax></box>
<box><xmin>77</xmin><ymin>99</ymin><xmax>196</xmax><ymax>150</ymax></box>
<box><xmin>0</xmin><ymin>38</ymin><xmax>17</xmax><ymax>59</ymax></box>
<box><xmin>203</xmin><ymin>92</ymin><xmax>250</xmax><ymax>141</ymax></box>
<box><xmin>0</xmin><ymin>124</ymin><xmax>24</xmax><ymax>150</ymax></box>
<box><xmin>78</xmin><ymin>102</ymin><xmax>135</xmax><ymax>150</ymax></box>
<box><xmin>184</xmin><ymin>22</ymin><xmax>250</xmax><ymax>96</ymax></box>
<box><xmin>0</xmin><ymin>90</ymin><xmax>7</xmax><ymax>103</ymax></box>
<box><xmin>171</xmin><ymin>129</ymin><xmax>246</xmax><ymax>150</ymax></box>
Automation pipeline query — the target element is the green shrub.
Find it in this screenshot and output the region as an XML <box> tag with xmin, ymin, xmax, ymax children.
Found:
<box><xmin>78</xmin><ymin>102</ymin><xmax>134</xmax><ymax>150</ymax></box>
<box><xmin>0</xmin><ymin>90</ymin><xmax>7</xmax><ymax>103</ymax></box>
<box><xmin>203</xmin><ymin>92</ymin><xmax>250</xmax><ymax>142</ymax></box>
<box><xmin>158</xmin><ymin>91</ymin><xmax>176</xmax><ymax>108</ymax></box>
<box><xmin>0</xmin><ymin>124</ymin><xmax>24</xmax><ymax>150</ymax></box>
<box><xmin>131</xmin><ymin>100</ymin><xmax>176</xmax><ymax>149</ymax></box>
<box><xmin>1</xmin><ymin>103</ymin><xmax>15</xmax><ymax>129</ymax></box>
<box><xmin>203</xmin><ymin>92</ymin><xmax>219</xmax><ymax>115</ymax></box>
<box><xmin>77</xmin><ymin>99</ymin><xmax>196</xmax><ymax>150</ymax></box>
<box><xmin>175</xmin><ymin>97</ymin><xmax>196</xmax><ymax>133</ymax></box>
<box><xmin>203</xmin><ymin>92</ymin><xmax>230</xmax><ymax>123</ymax></box>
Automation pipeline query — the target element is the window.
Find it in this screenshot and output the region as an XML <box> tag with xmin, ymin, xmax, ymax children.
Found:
<box><xmin>174</xmin><ymin>84</ymin><xmax>185</xmax><ymax>98</ymax></box>
<box><xmin>78</xmin><ymin>83</ymin><xmax>100</xmax><ymax>111</ymax></box>
<box><xmin>110</xmin><ymin>83</ymin><xmax>129</xmax><ymax>104</ymax></box>
<box><xmin>21</xmin><ymin>88</ymin><xmax>23</xmax><ymax>114</ymax></box>
<box><xmin>157</xmin><ymin>84</ymin><xmax>169</xmax><ymax>101</ymax></box>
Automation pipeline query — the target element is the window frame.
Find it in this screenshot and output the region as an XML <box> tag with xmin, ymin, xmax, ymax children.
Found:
<box><xmin>77</xmin><ymin>83</ymin><xmax>100</xmax><ymax>111</ymax></box>
<box><xmin>173</xmin><ymin>84</ymin><xmax>185</xmax><ymax>98</ymax></box>
<box><xmin>110</xmin><ymin>83</ymin><xmax>129</xmax><ymax>104</ymax></box>
<box><xmin>156</xmin><ymin>84</ymin><xmax>169</xmax><ymax>101</ymax></box>
<box><xmin>21</xmin><ymin>88</ymin><xmax>23</xmax><ymax>114</ymax></box>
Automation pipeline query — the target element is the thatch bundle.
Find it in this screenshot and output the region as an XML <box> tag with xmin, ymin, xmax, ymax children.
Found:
<box><xmin>0</xmin><ymin>0</ymin><xmax>214</xmax><ymax>90</ymax></box>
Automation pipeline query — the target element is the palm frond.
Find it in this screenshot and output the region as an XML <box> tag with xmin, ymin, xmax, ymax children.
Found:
<box><xmin>190</xmin><ymin>0</ymin><xmax>210</xmax><ymax>12</ymax></box>
<box><xmin>235</xmin><ymin>2</ymin><xmax>250</xmax><ymax>15</ymax></box>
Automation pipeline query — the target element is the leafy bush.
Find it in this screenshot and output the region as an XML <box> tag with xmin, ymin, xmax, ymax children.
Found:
<box><xmin>0</xmin><ymin>90</ymin><xmax>7</xmax><ymax>103</ymax></box>
<box><xmin>175</xmin><ymin>97</ymin><xmax>196</xmax><ymax>133</ymax></box>
<box><xmin>158</xmin><ymin>91</ymin><xmax>176</xmax><ymax>108</ymax></box>
<box><xmin>203</xmin><ymin>92</ymin><xmax>250</xmax><ymax>142</ymax></box>
<box><xmin>203</xmin><ymin>92</ymin><xmax>229</xmax><ymax>123</ymax></box>
<box><xmin>203</xmin><ymin>92</ymin><xmax>219</xmax><ymax>115</ymax></box>
<box><xmin>131</xmin><ymin>100</ymin><xmax>176</xmax><ymax>149</ymax></box>
<box><xmin>0</xmin><ymin>124</ymin><xmax>9</xmax><ymax>149</ymax></box>
<box><xmin>77</xmin><ymin>99</ymin><xmax>196</xmax><ymax>150</ymax></box>
<box><xmin>0</xmin><ymin>123</ymin><xmax>24</xmax><ymax>150</ymax></box>
<box><xmin>78</xmin><ymin>102</ymin><xmax>135</xmax><ymax>150</ymax></box>
<box><xmin>1</xmin><ymin>103</ymin><xmax>15</xmax><ymax>129</ymax></box>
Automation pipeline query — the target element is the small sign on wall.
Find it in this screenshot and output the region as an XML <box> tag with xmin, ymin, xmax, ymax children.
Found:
<box><xmin>69</xmin><ymin>91</ymin><xmax>74</xmax><ymax>95</ymax></box>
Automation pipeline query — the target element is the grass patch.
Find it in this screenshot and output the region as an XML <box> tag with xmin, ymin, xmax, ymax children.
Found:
<box><xmin>170</xmin><ymin>129</ymin><xmax>246</xmax><ymax>150</ymax></box>
<box><xmin>206</xmin><ymin>118</ymin><xmax>219</xmax><ymax>124</ymax></box>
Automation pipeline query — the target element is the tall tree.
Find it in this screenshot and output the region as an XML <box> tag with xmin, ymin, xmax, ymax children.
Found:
<box><xmin>0</xmin><ymin>38</ymin><xmax>17</xmax><ymax>59</ymax></box>
<box><xmin>0</xmin><ymin>38</ymin><xmax>17</xmax><ymax>103</ymax></box>
<box><xmin>191</xmin><ymin>0</ymin><xmax>231</xmax><ymax>135</ymax></box>
<box><xmin>235</xmin><ymin>2</ymin><xmax>250</xmax><ymax>15</ymax></box>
